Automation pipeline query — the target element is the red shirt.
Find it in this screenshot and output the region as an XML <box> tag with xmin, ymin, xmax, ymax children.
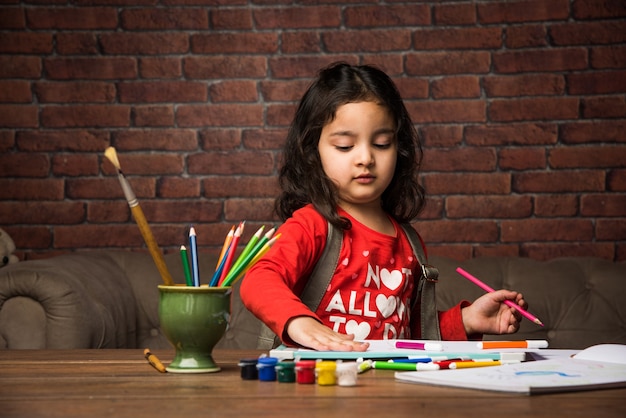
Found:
<box><xmin>240</xmin><ymin>205</ymin><xmax>469</xmax><ymax>345</ymax></box>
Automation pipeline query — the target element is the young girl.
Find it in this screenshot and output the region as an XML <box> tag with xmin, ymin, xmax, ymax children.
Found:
<box><xmin>240</xmin><ymin>62</ymin><xmax>526</xmax><ymax>352</ymax></box>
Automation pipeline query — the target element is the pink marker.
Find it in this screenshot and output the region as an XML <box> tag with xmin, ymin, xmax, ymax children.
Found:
<box><xmin>395</xmin><ymin>341</ymin><xmax>443</xmax><ymax>351</ymax></box>
<box><xmin>456</xmin><ymin>267</ymin><xmax>544</xmax><ymax>327</ymax></box>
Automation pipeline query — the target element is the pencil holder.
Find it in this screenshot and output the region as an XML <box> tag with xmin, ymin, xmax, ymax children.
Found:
<box><xmin>158</xmin><ymin>285</ymin><xmax>231</xmax><ymax>373</ymax></box>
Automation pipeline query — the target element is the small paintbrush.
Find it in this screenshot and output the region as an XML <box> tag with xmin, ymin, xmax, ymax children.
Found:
<box><xmin>104</xmin><ymin>146</ymin><xmax>174</xmax><ymax>286</ymax></box>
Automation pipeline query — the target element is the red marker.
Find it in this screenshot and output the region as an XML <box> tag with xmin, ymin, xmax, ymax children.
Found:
<box><xmin>434</xmin><ymin>358</ymin><xmax>471</xmax><ymax>369</ymax></box>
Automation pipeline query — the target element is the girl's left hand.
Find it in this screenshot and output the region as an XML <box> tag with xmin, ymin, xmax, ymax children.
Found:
<box><xmin>461</xmin><ymin>290</ymin><xmax>527</xmax><ymax>335</ymax></box>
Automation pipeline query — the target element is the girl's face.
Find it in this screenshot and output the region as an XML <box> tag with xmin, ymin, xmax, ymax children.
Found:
<box><xmin>318</xmin><ymin>101</ymin><xmax>397</xmax><ymax>210</ymax></box>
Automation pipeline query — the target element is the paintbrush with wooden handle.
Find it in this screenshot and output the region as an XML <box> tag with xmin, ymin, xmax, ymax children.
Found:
<box><xmin>104</xmin><ymin>146</ymin><xmax>174</xmax><ymax>286</ymax></box>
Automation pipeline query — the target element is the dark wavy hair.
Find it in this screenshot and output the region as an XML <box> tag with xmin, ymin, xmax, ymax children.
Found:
<box><xmin>275</xmin><ymin>62</ymin><xmax>425</xmax><ymax>230</ymax></box>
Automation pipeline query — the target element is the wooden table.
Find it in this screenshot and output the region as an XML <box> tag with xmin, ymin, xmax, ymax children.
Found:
<box><xmin>1</xmin><ymin>349</ymin><xmax>625</xmax><ymax>418</ymax></box>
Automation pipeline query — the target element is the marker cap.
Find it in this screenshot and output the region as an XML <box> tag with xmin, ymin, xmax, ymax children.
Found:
<box><xmin>526</xmin><ymin>340</ymin><xmax>549</xmax><ymax>349</ymax></box>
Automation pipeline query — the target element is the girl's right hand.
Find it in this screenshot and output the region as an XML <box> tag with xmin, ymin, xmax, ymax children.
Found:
<box><xmin>286</xmin><ymin>316</ymin><xmax>370</xmax><ymax>352</ymax></box>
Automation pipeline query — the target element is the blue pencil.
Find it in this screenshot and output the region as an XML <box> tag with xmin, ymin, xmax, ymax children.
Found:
<box><xmin>189</xmin><ymin>226</ymin><xmax>200</xmax><ymax>287</ymax></box>
<box><xmin>210</xmin><ymin>249</ymin><xmax>229</xmax><ymax>287</ymax></box>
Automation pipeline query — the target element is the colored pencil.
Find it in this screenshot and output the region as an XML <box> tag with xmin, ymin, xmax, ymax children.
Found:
<box><xmin>210</xmin><ymin>248</ymin><xmax>229</xmax><ymax>287</ymax></box>
<box><xmin>245</xmin><ymin>227</ymin><xmax>275</xmax><ymax>263</ymax></box>
<box><xmin>215</xmin><ymin>225</ymin><xmax>234</xmax><ymax>270</ymax></box>
<box><xmin>180</xmin><ymin>245</ymin><xmax>193</xmax><ymax>287</ymax></box>
<box><xmin>222</xmin><ymin>226</ymin><xmax>266</xmax><ymax>286</ymax></box>
<box><xmin>144</xmin><ymin>348</ymin><xmax>167</xmax><ymax>373</ymax></box>
<box><xmin>217</xmin><ymin>222</ymin><xmax>244</xmax><ymax>286</ymax></box>
<box><xmin>229</xmin><ymin>225</ymin><xmax>264</xmax><ymax>275</ymax></box>
<box><xmin>189</xmin><ymin>226</ymin><xmax>200</xmax><ymax>287</ymax></box>
<box><xmin>249</xmin><ymin>233</ymin><xmax>280</xmax><ymax>265</ymax></box>
<box><xmin>221</xmin><ymin>233</ymin><xmax>280</xmax><ymax>287</ymax></box>
<box><xmin>456</xmin><ymin>267</ymin><xmax>544</xmax><ymax>326</ymax></box>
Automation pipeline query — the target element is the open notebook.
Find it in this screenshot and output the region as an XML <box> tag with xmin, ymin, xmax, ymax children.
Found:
<box><xmin>395</xmin><ymin>344</ymin><xmax>626</xmax><ymax>395</ymax></box>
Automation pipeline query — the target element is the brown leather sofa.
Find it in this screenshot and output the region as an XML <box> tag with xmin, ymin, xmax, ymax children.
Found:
<box><xmin>0</xmin><ymin>251</ymin><xmax>624</xmax><ymax>350</ymax></box>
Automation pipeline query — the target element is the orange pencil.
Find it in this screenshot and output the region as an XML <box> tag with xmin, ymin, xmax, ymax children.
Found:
<box><xmin>215</xmin><ymin>225</ymin><xmax>235</xmax><ymax>269</ymax></box>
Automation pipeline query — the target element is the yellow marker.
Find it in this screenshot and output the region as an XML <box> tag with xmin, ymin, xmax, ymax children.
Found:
<box><xmin>144</xmin><ymin>348</ymin><xmax>167</xmax><ymax>373</ymax></box>
<box><xmin>357</xmin><ymin>359</ymin><xmax>372</xmax><ymax>374</ymax></box>
<box><xmin>449</xmin><ymin>360</ymin><xmax>502</xmax><ymax>369</ymax></box>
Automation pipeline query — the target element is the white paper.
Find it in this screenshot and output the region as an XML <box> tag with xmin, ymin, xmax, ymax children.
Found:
<box><xmin>395</xmin><ymin>353</ymin><xmax>626</xmax><ymax>395</ymax></box>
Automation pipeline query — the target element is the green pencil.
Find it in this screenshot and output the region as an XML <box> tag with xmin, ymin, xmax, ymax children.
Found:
<box><xmin>229</xmin><ymin>225</ymin><xmax>264</xmax><ymax>275</ymax></box>
<box><xmin>222</xmin><ymin>233</ymin><xmax>280</xmax><ymax>287</ymax></box>
<box><xmin>180</xmin><ymin>245</ymin><xmax>193</xmax><ymax>286</ymax></box>
<box><xmin>222</xmin><ymin>227</ymin><xmax>274</xmax><ymax>286</ymax></box>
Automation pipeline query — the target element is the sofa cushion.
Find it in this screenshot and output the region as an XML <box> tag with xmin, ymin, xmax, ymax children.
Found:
<box><xmin>0</xmin><ymin>253</ymin><xmax>138</xmax><ymax>349</ymax></box>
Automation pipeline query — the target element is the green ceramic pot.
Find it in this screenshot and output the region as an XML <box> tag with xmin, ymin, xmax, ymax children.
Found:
<box><xmin>158</xmin><ymin>285</ymin><xmax>231</xmax><ymax>373</ymax></box>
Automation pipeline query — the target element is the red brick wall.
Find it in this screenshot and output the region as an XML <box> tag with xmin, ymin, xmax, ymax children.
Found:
<box><xmin>1</xmin><ymin>0</ymin><xmax>625</xmax><ymax>262</ymax></box>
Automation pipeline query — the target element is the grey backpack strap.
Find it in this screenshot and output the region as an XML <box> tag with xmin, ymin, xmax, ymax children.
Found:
<box><xmin>299</xmin><ymin>222</ymin><xmax>342</xmax><ymax>312</ymax></box>
<box><xmin>256</xmin><ymin>323</ymin><xmax>281</xmax><ymax>349</ymax></box>
<box><xmin>399</xmin><ymin>223</ymin><xmax>441</xmax><ymax>341</ymax></box>
<box><xmin>256</xmin><ymin>222</ymin><xmax>342</xmax><ymax>350</ymax></box>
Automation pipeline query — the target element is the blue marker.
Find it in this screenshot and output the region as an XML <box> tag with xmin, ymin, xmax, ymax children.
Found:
<box><xmin>189</xmin><ymin>226</ymin><xmax>200</xmax><ymax>287</ymax></box>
